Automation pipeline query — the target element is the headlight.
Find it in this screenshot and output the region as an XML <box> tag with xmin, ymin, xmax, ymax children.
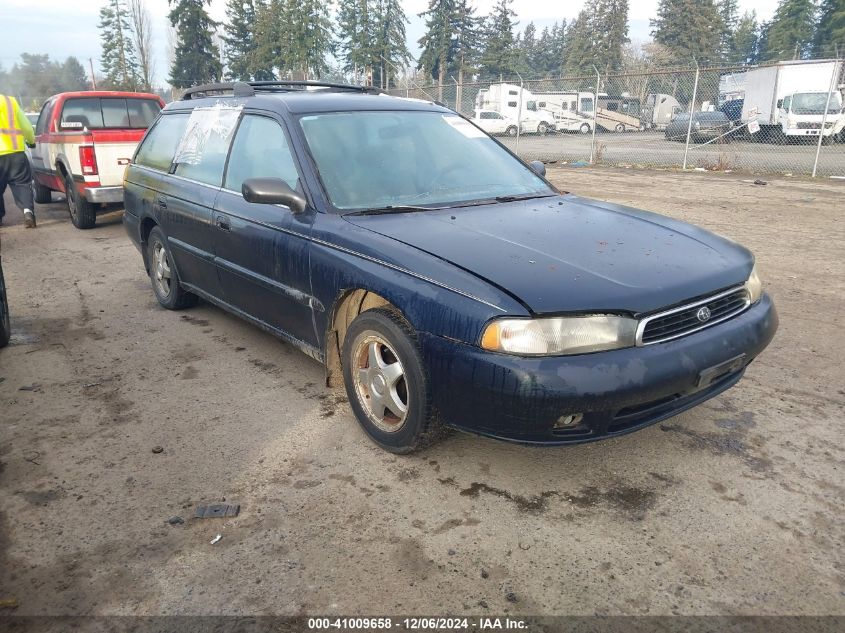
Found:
<box><xmin>745</xmin><ymin>264</ymin><xmax>763</xmax><ymax>304</ymax></box>
<box><xmin>787</xmin><ymin>116</ymin><xmax>797</xmax><ymax>128</ymax></box>
<box><xmin>480</xmin><ymin>315</ymin><xmax>637</xmax><ymax>356</ymax></box>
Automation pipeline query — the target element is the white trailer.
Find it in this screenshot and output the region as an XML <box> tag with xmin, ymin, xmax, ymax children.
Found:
<box><xmin>740</xmin><ymin>60</ymin><xmax>844</xmax><ymax>139</ymax></box>
<box><xmin>532</xmin><ymin>92</ymin><xmax>595</xmax><ymax>133</ymax></box>
<box><xmin>475</xmin><ymin>83</ymin><xmax>558</xmax><ymax>134</ymax></box>
<box><xmin>644</xmin><ymin>93</ymin><xmax>683</xmax><ymax>129</ymax></box>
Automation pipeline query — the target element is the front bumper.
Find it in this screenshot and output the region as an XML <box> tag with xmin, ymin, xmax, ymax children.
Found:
<box><xmin>419</xmin><ymin>293</ymin><xmax>778</xmax><ymax>445</ymax></box>
<box><xmin>83</xmin><ymin>186</ymin><xmax>124</xmax><ymax>204</ymax></box>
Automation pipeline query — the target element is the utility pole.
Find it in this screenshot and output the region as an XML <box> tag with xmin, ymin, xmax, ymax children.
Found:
<box><xmin>89</xmin><ymin>58</ymin><xmax>97</xmax><ymax>90</ymax></box>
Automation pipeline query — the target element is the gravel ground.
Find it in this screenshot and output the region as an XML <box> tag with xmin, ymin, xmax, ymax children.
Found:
<box><xmin>0</xmin><ymin>168</ymin><xmax>842</xmax><ymax>618</ymax></box>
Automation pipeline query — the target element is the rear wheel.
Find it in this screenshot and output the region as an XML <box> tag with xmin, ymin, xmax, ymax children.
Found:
<box><xmin>64</xmin><ymin>172</ymin><xmax>96</xmax><ymax>229</ymax></box>
<box><xmin>615</xmin><ymin>123</ymin><xmax>625</xmax><ymax>133</ymax></box>
<box><xmin>34</xmin><ymin>182</ymin><xmax>52</xmax><ymax>204</ymax></box>
<box><xmin>0</xmin><ymin>260</ymin><xmax>10</xmax><ymax>348</ymax></box>
<box><xmin>147</xmin><ymin>226</ymin><xmax>198</xmax><ymax>310</ymax></box>
<box><xmin>342</xmin><ymin>308</ymin><xmax>441</xmax><ymax>453</ymax></box>
<box><xmin>579</xmin><ymin>123</ymin><xmax>591</xmax><ymax>134</ymax></box>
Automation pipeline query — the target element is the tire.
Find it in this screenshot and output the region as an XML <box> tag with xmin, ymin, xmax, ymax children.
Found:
<box><xmin>0</xmin><ymin>260</ymin><xmax>10</xmax><ymax>349</ymax></box>
<box><xmin>614</xmin><ymin>123</ymin><xmax>625</xmax><ymax>133</ymax></box>
<box><xmin>506</xmin><ymin>125</ymin><xmax>518</xmax><ymax>137</ymax></box>
<box><xmin>537</xmin><ymin>122</ymin><xmax>549</xmax><ymax>135</ymax></box>
<box><xmin>64</xmin><ymin>172</ymin><xmax>96</xmax><ymax>229</ymax></box>
<box><xmin>146</xmin><ymin>226</ymin><xmax>198</xmax><ymax>310</ymax></box>
<box><xmin>34</xmin><ymin>181</ymin><xmax>52</xmax><ymax>204</ymax></box>
<box><xmin>342</xmin><ymin>307</ymin><xmax>441</xmax><ymax>454</ymax></box>
<box><xmin>579</xmin><ymin>123</ymin><xmax>591</xmax><ymax>134</ymax></box>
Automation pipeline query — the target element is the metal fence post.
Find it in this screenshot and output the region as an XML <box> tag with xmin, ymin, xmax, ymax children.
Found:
<box><xmin>682</xmin><ymin>62</ymin><xmax>699</xmax><ymax>170</ymax></box>
<box><xmin>516</xmin><ymin>72</ymin><xmax>524</xmax><ymax>156</ymax></box>
<box><xmin>811</xmin><ymin>59</ymin><xmax>840</xmax><ymax>178</ymax></box>
<box><xmin>590</xmin><ymin>67</ymin><xmax>599</xmax><ymax>164</ymax></box>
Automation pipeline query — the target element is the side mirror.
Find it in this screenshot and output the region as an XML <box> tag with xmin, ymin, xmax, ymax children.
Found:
<box><xmin>242</xmin><ymin>177</ymin><xmax>307</xmax><ymax>213</ymax></box>
<box><xmin>776</xmin><ymin>99</ymin><xmax>783</xmax><ymax>109</ymax></box>
<box><xmin>529</xmin><ymin>160</ymin><xmax>546</xmax><ymax>177</ymax></box>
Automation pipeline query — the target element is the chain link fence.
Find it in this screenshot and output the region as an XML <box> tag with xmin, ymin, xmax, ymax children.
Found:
<box><xmin>388</xmin><ymin>60</ymin><xmax>845</xmax><ymax>179</ymax></box>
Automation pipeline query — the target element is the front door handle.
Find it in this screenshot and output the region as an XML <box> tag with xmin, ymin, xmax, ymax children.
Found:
<box><xmin>157</xmin><ymin>196</ymin><xmax>167</xmax><ymax>210</ymax></box>
<box><xmin>215</xmin><ymin>216</ymin><xmax>231</xmax><ymax>232</ymax></box>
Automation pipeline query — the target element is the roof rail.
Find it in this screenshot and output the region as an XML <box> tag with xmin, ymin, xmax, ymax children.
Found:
<box><xmin>181</xmin><ymin>80</ymin><xmax>379</xmax><ymax>100</ymax></box>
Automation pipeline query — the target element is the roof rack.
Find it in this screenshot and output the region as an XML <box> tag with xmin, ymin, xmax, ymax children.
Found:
<box><xmin>181</xmin><ymin>81</ymin><xmax>381</xmax><ymax>100</ymax></box>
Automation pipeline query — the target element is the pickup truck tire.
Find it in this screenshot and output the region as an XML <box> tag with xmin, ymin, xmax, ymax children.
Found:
<box><xmin>34</xmin><ymin>182</ymin><xmax>52</xmax><ymax>204</ymax></box>
<box><xmin>147</xmin><ymin>227</ymin><xmax>198</xmax><ymax>310</ymax></box>
<box><xmin>506</xmin><ymin>125</ymin><xmax>518</xmax><ymax>137</ymax></box>
<box><xmin>64</xmin><ymin>173</ymin><xmax>96</xmax><ymax>229</ymax></box>
<box><xmin>537</xmin><ymin>122</ymin><xmax>549</xmax><ymax>135</ymax></box>
<box><xmin>0</xmin><ymin>260</ymin><xmax>10</xmax><ymax>348</ymax></box>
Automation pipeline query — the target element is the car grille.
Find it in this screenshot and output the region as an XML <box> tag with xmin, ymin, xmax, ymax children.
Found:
<box><xmin>797</xmin><ymin>122</ymin><xmax>834</xmax><ymax>129</ymax></box>
<box><xmin>637</xmin><ymin>286</ymin><xmax>750</xmax><ymax>345</ymax></box>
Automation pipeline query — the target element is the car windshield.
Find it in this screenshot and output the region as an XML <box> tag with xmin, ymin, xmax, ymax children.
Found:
<box><xmin>790</xmin><ymin>92</ymin><xmax>843</xmax><ymax>115</ymax></box>
<box><xmin>299</xmin><ymin>111</ymin><xmax>553</xmax><ymax>211</ymax></box>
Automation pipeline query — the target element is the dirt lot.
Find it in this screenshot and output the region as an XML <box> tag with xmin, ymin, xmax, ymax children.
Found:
<box><xmin>0</xmin><ymin>168</ymin><xmax>843</xmax><ymax>618</ymax></box>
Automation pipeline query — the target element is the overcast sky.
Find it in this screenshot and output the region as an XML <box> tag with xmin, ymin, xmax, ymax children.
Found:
<box><xmin>1</xmin><ymin>0</ymin><xmax>780</xmax><ymax>86</ymax></box>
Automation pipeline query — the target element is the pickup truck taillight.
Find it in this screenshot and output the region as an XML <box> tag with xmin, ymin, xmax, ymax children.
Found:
<box><xmin>79</xmin><ymin>145</ymin><xmax>98</xmax><ymax>176</ymax></box>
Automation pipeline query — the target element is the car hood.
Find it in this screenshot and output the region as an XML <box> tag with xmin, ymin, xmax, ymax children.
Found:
<box><xmin>343</xmin><ymin>195</ymin><xmax>753</xmax><ymax>315</ymax></box>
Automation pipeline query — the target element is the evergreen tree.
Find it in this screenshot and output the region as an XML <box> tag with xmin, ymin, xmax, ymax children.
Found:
<box><xmin>253</xmin><ymin>0</ymin><xmax>334</xmax><ymax>80</ymax></box>
<box><xmin>372</xmin><ymin>0</ymin><xmax>413</xmax><ymax>88</ymax></box>
<box><xmin>594</xmin><ymin>0</ymin><xmax>629</xmax><ymax>73</ymax></box>
<box><xmin>813</xmin><ymin>0</ymin><xmax>845</xmax><ymax>57</ymax></box>
<box><xmin>651</xmin><ymin>0</ymin><xmax>723</xmax><ymax>64</ymax></box>
<box><xmin>517</xmin><ymin>22</ymin><xmax>537</xmax><ymax>74</ymax></box>
<box><xmin>763</xmin><ymin>0</ymin><xmax>817</xmax><ymax>60</ymax></box>
<box><xmin>716</xmin><ymin>0</ymin><xmax>740</xmax><ymax>60</ymax></box>
<box><xmin>337</xmin><ymin>0</ymin><xmax>376</xmax><ymax>80</ymax></box>
<box><xmin>224</xmin><ymin>0</ymin><xmax>272</xmax><ymax>80</ymax></box>
<box><xmin>61</xmin><ymin>57</ymin><xmax>90</xmax><ymax>91</ymax></box>
<box><xmin>99</xmin><ymin>0</ymin><xmax>140</xmax><ymax>90</ymax></box>
<box><xmin>168</xmin><ymin>0</ymin><xmax>222</xmax><ymax>87</ymax></box>
<box><xmin>479</xmin><ymin>0</ymin><xmax>519</xmax><ymax>79</ymax></box>
<box><xmin>563</xmin><ymin>10</ymin><xmax>597</xmax><ymax>75</ymax></box>
<box><xmin>732</xmin><ymin>10</ymin><xmax>760</xmax><ymax>63</ymax></box>
<box><xmin>418</xmin><ymin>0</ymin><xmax>457</xmax><ymax>89</ymax></box>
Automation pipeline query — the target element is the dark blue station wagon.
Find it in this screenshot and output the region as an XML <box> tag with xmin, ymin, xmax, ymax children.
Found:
<box><xmin>123</xmin><ymin>81</ymin><xmax>777</xmax><ymax>453</ymax></box>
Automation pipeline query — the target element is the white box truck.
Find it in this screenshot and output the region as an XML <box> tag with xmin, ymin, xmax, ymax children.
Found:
<box><xmin>740</xmin><ymin>60</ymin><xmax>844</xmax><ymax>139</ymax></box>
<box><xmin>475</xmin><ymin>83</ymin><xmax>558</xmax><ymax>134</ymax></box>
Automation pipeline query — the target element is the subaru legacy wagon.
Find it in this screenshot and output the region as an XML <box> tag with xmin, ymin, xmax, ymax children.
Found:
<box><xmin>123</xmin><ymin>81</ymin><xmax>777</xmax><ymax>453</ymax></box>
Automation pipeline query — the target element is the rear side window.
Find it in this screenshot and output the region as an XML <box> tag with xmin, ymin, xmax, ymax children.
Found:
<box><xmin>225</xmin><ymin>115</ymin><xmax>299</xmax><ymax>193</ymax></box>
<box><xmin>134</xmin><ymin>113</ymin><xmax>190</xmax><ymax>172</ymax></box>
<box><xmin>60</xmin><ymin>97</ymin><xmax>161</xmax><ymax>130</ymax></box>
<box><xmin>35</xmin><ymin>99</ymin><xmax>55</xmax><ymax>135</ymax></box>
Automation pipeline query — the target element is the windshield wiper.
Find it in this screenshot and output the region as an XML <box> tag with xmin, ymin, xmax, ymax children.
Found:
<box><xmin>352</xmin><ymin>204</ymin><xmax>446</xmax><ymax>215</ymax></box>
<box><xmin>494</xmin><ymin>193</ymin><xmax>556</xmax><ymax>203</ymax></box>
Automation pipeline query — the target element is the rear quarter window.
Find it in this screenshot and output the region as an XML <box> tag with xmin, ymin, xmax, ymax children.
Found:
<box><xmin>134</xmin><ymin>113</ymin><xmax>190</xmax><ymax>172</ymax></box>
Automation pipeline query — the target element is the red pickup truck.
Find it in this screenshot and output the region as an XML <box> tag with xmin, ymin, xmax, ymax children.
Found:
<box><xmin>30</xmin><ymin>91</ymin><xmax>164</xmax><ymax>229</ymax></box>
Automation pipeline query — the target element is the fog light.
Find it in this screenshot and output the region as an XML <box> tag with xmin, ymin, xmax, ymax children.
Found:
<box><xmin>554</xmin><ymin>413</ymin><xmax>583</xmax><ymax>429</ymax></box>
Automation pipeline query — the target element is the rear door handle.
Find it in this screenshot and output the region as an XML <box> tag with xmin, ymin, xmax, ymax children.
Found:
<box><xmin>157</xmin><ymin>196</ymin><xmax>167</xmax><ymax>210</ymax></box>
<box><xmin>215</xmin><ymin>216</ymin><xmax>231</xmax><ymax>232</ymax></box>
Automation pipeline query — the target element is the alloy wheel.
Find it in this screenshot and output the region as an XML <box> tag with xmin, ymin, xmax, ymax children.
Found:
<box><xmin>152</xmin><ymin>241</ymin><xmax>172</xmax><ymax>298</ymax></box>
<box><xmin>351</xmin><ymin>332</ymin><xmax>409</xmax><ymax>432</ymax></box>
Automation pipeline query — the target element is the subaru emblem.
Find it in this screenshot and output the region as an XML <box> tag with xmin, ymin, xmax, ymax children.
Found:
<box><xmin>696</xmin><ymin>306</ymin><xmax>712</xmax><ymax>322</ymax></box>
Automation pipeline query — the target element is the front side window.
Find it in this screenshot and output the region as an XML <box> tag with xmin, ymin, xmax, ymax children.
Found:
<box><xmin>35</xmin><ymin>99</ymin><xmax>54</xmax><ymax>135</ymax></box>
<box><xmin>225</xmin><ymin>115</ymin><xmax>299</xmax><ymax>193</ymax></box>
<box><xmin>134</xmin><ymin>113</ymin><xmax>190</xmax><ymax>172</ymax></box>
<box><xmin>299</xmin><ymin>111</ymin><xmax>553</xmax><ymax>211</ymax></box>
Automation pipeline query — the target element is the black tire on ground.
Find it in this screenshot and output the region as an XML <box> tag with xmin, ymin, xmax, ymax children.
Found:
<box><xmin>537</xmin><ymin>122</ymin><xmax>549</xmax><ymax>135</ymax></box>
<box><xmin>34</xmin><ymin>182</ymin><xmax>52</xmax><ymax>204</ymax></box>
<box><xmin>342</xmin><ymin>307</ymin><xmax>442</xmax><ymax>454</ymax></box>
<box><xmin>615</xmin><ymin>123</ymin><xmax>625</xmax><ymax>133</ymax></box>
<box><xmin>64</xmin><ymin>172</ymin><xmax>96</xmax><ymax>229</ymax></box>
<box><xmin>146</xmin><ymin>226</ymin><xmax>199</xmax><ymax>310</ymax></box>
<box><xmin>579</xmin><ymin>123</ymin><xmax>591</xmax><ymax>134</ymax></box>
<box><xmin>0</xmin><ymin>261</ymin><xmax>10</xmax><ymax>349</ymax></box>
<box><xmin>506</xmin><ymin>125</ymin><xmax>518</xmax><ymax>137</ymax></box>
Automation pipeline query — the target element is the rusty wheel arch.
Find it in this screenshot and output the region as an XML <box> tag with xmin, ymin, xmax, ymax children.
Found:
<box><xmin>325</xmin><ymin>289</ymin><xmax>400</xmax><ymax>388</ymax></box>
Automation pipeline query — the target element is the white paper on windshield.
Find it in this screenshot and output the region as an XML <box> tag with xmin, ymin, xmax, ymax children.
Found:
<box><xmin>173</xmin><ymin>103</ymin><xmax>243</xmax><ymax>165</ymax></box>
<box><xmin>442</xmin><ymin>115</ymin><xmax>486</xmax><ymax>139</ymax></box>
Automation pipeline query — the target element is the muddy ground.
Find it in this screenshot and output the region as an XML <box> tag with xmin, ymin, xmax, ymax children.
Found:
<box><xmin>0</xmin><ymin>168</ymin><xmax>842</xmax><ymax>617</ymax></box>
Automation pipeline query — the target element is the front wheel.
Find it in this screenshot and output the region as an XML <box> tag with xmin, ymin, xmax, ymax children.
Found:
<box><xmin>0</xmin><ymin>261</ymin><xmax>10</xmax><ymax>348</ymax></box>
<box><xmin>506</xmin><ymin>125</ymin><xmax>518</xmax><ymax>137</ymax></box>
<box><xmin>537</xmin><ymin>122</ymin><xmax>549</xmax><ymax>135</ymax></box>
<box><xmin>342</xmin><ymin>308</ymin><xmax>441</xmax><ymax>453</ymax></box>
<box><xmin>64</xmin><ymin>172</ymin><xmax>96</xmax><ymax>229</ymax></box>
<box><xmin>146</xmin><ymin>226</ymin><xmax>198</xmax><ymax>310</ymax></box>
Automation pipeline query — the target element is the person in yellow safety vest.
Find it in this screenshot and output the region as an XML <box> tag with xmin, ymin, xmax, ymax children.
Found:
<box><xmin>0</xmin><ymin>95</ymin><xmax>37</xmax><ymax>228</ymax></box>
